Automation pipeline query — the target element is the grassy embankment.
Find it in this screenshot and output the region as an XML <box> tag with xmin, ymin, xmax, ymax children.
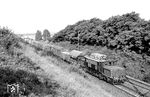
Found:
<box><xmin>0</xmin><ymin>28</ymin><xmax>60</xmax><ymax>97</ymax></box>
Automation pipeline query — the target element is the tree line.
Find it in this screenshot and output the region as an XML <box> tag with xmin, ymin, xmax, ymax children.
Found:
<box><xmin>52</xmin><ymin>12</ymin><xmax>150</xmax><ymax>56</ymax></box>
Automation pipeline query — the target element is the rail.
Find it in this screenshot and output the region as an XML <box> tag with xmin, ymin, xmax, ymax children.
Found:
<box><xmin>114</xmin><ymin>85</ymin><xmax>140</xmax><ymax>97</ymax></box>
<box><xmin>126</xmin><ymin>76</ymin><xmax>150</xmax><ymax>88</ymax></box>
<box><xmin>125</xmin><ymin>76</ymin><xmax>150</xmax><ymax>97</ymax></box>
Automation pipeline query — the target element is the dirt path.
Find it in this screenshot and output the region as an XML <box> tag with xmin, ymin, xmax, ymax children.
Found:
<box><xmin>23</xmin><ymin>45</ymin><xmax>115</xmax><ymax>97</ymax></box>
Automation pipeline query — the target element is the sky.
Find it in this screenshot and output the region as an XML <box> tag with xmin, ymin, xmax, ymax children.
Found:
<box><xmin>0</xmin><ymin>0</ymin><xmax>150</xmax><ymax>35</ymax></box>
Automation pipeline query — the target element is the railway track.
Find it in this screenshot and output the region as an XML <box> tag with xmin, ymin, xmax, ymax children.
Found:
<box><xmin>125</xmin><ymin>76</ymin><xmax>150</xmax><ymax>97</ymax></box>
<box><xmin>114</xmin><ymin>75</ymin><xmax>150</xmax><ymax>97</ymax></box>
<box><xmin>114</xmin><ymin>84</ymin><xmax>140</xmax><ymax>97</ymax></box>
<box><xmin>127</xmin><ymin>76</ymin><xmax>150</xmax><ymax>90</ymax></box>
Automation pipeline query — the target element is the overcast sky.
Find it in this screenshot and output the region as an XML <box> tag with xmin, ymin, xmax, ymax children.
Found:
<box><xmin>0</xmin><ymin>0</ymin><xmax>150</xmax><ymax>34</ymax></box>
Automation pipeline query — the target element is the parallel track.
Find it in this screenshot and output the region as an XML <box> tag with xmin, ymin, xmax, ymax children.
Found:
<box><xmin>114</xmin><ymin>85</ymin><xmax>140</xmax><ymax>97</ymax></box>
<box><xmin>127</xmin><ymin>76</ymin><xmax>150</xmax><ymax>90</ymax></box>
<box><xmin>125</xmin><ymin>76</ymin><xmax>150</xmax><ymax>97</ymax></box>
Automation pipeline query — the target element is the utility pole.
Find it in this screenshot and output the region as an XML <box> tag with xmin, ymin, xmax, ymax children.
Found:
<box><xmin>78</xmin><ymin>31</ymin><xmax>80</xmax><ymax>50</ymax></box>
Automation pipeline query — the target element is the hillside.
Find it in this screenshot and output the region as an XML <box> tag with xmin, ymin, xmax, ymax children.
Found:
<box><xmin>0</xmin><ymin>28</ymin><xmax>128</xmax><ymax>97</ymax></box>
<box><xmin>0</xmin><ymin>28</ymin><xmax>61</xmax><ymax>97</ymax></box>
<box><xmin>52</xmin><ymin>12</ymin><xmax>150</xmax><ymax>83</ymax></box>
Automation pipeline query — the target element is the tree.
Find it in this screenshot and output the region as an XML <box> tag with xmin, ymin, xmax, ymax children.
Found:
<box><xmin>43</xmin><ymin>29</ymin><xmax>51</xmax><ymax>41</ymax></box>
<box><xmin>35</xmin><ymin>30</ymin><xmax>42</xmax><ymax>41</ymax></box>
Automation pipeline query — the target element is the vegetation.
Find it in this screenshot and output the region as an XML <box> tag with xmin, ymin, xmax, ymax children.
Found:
<box><xmin>43</xmin><ymin>29</ymin><xmax>51</xmax><ymax>41</ymax></box>
<box><xmin>39</xmin><ymin>47</ymin><xmax>89</xmax><ymax>79</ymax></box>
<box><xmin>35</xmin><ymin>30</ymin><xmax>42</xmax><ymax>41</ymax></box>
<box><xmin>52</xmin><ymin>12</ymin><xmax>150</xmax><ymax>82</ymax></box>
<box><xmin>52</xmin><ymin>12</ymin><xmax>150</xmax><ymax>56</ymax></box>
<box><xmin>0</xmin><ymin>28</ymin><xmax>61</xmax><ymax>97</ymax></box>
<box><xmin>0</xmin><ymin>28</ymin><xmax>22</xmax><ymax>55</ymax></box>
<box><xmin>0</xmin><ymin>67</ymin><xmax>59</xmax><ymax>97</ymax></box>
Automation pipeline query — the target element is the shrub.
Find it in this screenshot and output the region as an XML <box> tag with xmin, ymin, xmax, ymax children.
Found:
<box><xmin>0</xmin><ymin>28</ymin><xmax>21</xmax><ymax>55</ymax></box>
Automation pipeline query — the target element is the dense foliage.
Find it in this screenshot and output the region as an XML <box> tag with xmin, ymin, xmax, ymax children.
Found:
<box><xmin>52</xmin><ymin>12</ymin><xmax>150</xmax><ymax>82</ymax></box>
<box><xmin>52</xmin><ymin>12</ymin><xmax>150</xmax><ymax>56</ymax></box>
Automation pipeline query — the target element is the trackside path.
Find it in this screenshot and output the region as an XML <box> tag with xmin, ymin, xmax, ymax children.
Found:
<box><xmin>23</xmin><ymin>45</ymin><xmax>114</xmax><ymax>97</ymax></box>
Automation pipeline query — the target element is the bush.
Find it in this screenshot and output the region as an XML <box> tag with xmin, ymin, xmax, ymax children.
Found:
<box><xmin>0</xmin><ymin>28</ymin><xmax>21</xmax><ymax>55</ymax></box>
<box><xmin>0</xmin><ymin>67</ymin><xmax>60</xmax><ymax>96</ymax></box>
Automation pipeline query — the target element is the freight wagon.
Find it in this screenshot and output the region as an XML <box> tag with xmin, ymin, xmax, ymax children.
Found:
<box><xmin>83</xmin><ymin>53</ymin><xmax>126</xmax><ymax>84</ymax></box>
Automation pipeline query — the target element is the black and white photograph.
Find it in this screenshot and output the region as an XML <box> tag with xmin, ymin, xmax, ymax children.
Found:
<box><xmin>0</xmin><ymin>0</ymin><xmax>150</xmax><ymax>97</ymax></box>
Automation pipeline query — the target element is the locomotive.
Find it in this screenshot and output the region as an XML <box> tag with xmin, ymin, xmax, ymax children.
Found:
<box><xmin>30</xmin><ymin>41</ymin><xmax>127</xmax><ymax>85</ymax></box>
<box><xmin>71</xmin><ymin>52</ymin><xmax>126</xmax><ymax>84</ymax></box>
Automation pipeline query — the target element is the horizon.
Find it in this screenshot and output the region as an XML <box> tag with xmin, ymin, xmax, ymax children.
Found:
<box><xmin>0</xmin><ymin>0</ymin><xmax>150</xmax><ymax>35</ymax></box>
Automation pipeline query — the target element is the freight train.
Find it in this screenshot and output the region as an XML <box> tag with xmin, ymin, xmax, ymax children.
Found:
<box><xmin>30</xmin><ymin>41</ymin><xmax>127</xmax><ymax>85</ymax></box>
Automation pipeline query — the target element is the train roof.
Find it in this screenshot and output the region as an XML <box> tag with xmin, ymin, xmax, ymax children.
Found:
<box><xmin>84</xmin><ymin>53</ymin><xmax>107</xmax><ymax>62</ymax></box>
<box><xmin>69</xmin><ymin>50</ymin><xmax>83</xmax><ymax>58</ymax></box>
<box><xmin>91</xmin><ymin>53</ymin><xmax>107</xmax><ymax>57</ymax></box>
<box><xmin>61</xmin><ymin>51</ymin><xmax>70</xmax><ymax>55</ymax></box>
<box><xmin>103</xmin><ymin>66</ymin><xmax>125</xmax><ymax>71</ymax></box>
<box><xmin>85</xmin><ymin>55</ymin><xmax>106</xmax><ymax>62</ymax></box>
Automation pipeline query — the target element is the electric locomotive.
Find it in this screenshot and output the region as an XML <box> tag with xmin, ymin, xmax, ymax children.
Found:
<box><xmin>80</xmin><ymin>53</ymin><xmax>126</xmax><ymax>84</ymax></box>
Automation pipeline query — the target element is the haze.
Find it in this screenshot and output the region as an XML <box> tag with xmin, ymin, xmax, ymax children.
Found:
<box><xmin>0</xmin><ymin>0</ymin><xmax>150</xmax><ymax>35</ymax></box>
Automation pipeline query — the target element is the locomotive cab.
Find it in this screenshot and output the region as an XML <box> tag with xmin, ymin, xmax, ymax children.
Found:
<box><xmin>103</xmin><ymin>66</ymin><xmax>126</xmax><ymax>84</ymax></box>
